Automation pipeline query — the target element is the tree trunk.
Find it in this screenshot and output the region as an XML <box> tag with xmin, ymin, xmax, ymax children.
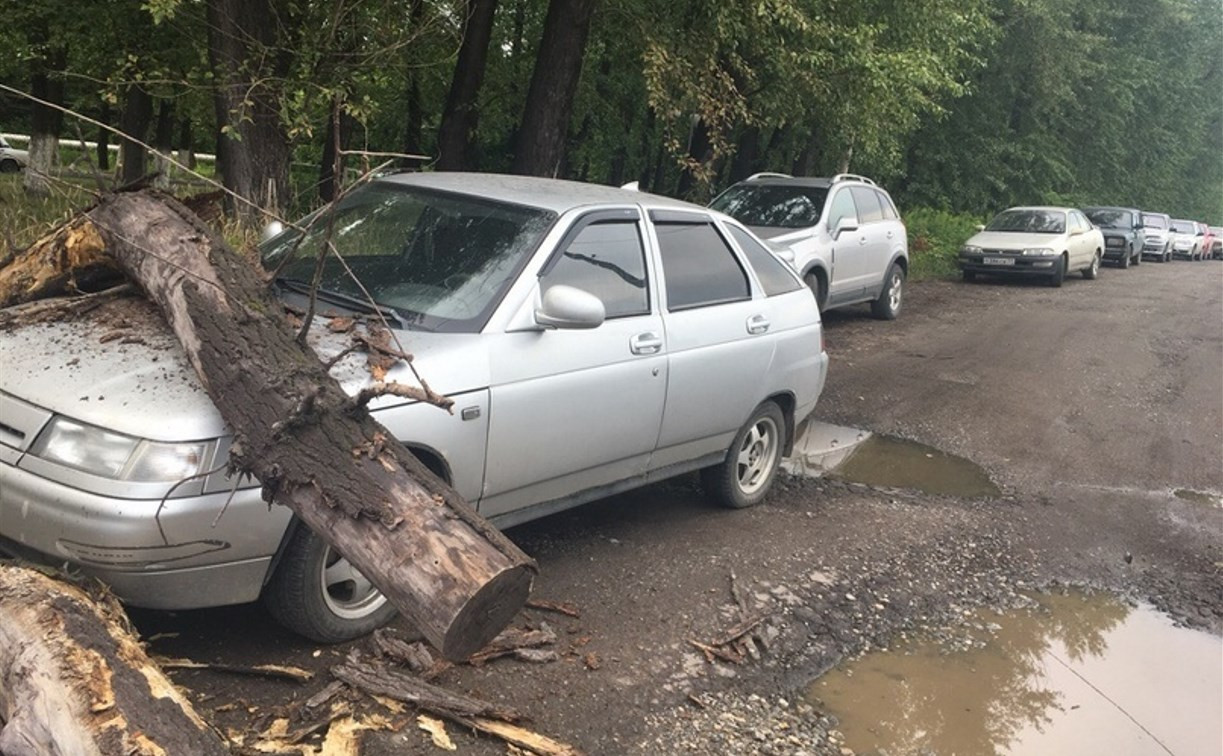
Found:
<box><xmin>206</xmin><ymin>0</ymin><xmax>291</xmax><ymax>222</ymax></box>
<box><xmin>318</xmin><ymin>99</ymin><xmax>354</xmax><ymax>202</ymax></box>
<box><xmin>510</xmin><ymin>0</ymin><xmax>598</xmax><ymax>177</ymax></box>
<box><xmin>177</xmin><ymin>116</ymin><xmax>195</xmax><ymax>170</ymax></box>
<box><xmin>96</xmin><ymin>102</ymin><xmax>111</xmax><ymax>172</ymax></box>
<box><xmin>401</xmin><ymin>0</ymin><xmax>427</xmax><ymax>164</ymax></box>
<box><xmin>675</xmin><ymin>118</ymin><xmax>712</xmax><ymax>199</ymax></box>
<box><xmin>23</xmin><ymin>41</ymin><xmax>65</xmax><ymax>198</ymax></box>
<box><xmin>435</xmin><ymin>0</ymin><xmax>499</xmax><ymax>171</ymax></box>
<box><xmin>0</xmin><ymin>564</ymin><xmax>228</xmax><ymax>755</ymax></box>
<box><xmin>153</xmin><ymin>99</ymin><xmax>175</xmax><ymax>188</ymax></box>
<box><xmin>118</xmin><ymin>85</ymin><xmax>154</xmax><ymax>186</ymax></box>
<box><xmin>728</xmin><ymin>126</ymin><xmax>761</xmax><ymax>183</ymax></box>
<box><xmin>1</xmin><ymin>192</ymin><xmax>536</xmax><ymax>661</ymax></box>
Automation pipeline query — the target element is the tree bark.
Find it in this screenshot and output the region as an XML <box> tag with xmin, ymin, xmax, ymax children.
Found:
<box><xmin>118</xmin><ymin>85</ymin><xmax>154</xmax><ymax>186</ymax></box>
<box><xmin>510</xmin><ymin>0</ymin><xmax>598</xmax><ymax>177</ymax></box>
<box><xmin>23</xmin><ymin>36</ymin><xmax>65</xmax><ymax>198</ymax></box>
<box><xmin>0</xmin><ymin>564</ymin><xmax>228</xmax><ymax>755</ymax></box>
<box><xmin>401</xmin><ymin>0</ymin><xmax>427</xmax><ymax>164</ymax></box>
<box><xmin>1</xmin><ymin>191</ymin><xmax>536</xmax><ymax>661</ymax></box>
<box><xmin>96</xmin><ymin>102</ymin><xmax>111</xmax><ymax>172</ymax></box>
<box><xmin>153</xmin><ymin>99</ymin><xmax>175</xmax><ymax>188</ymax></box>
<box><xmin>206</xmin><ymin>0</ymin><xmax>292</xmax><ymax>221</ymax></box>
<box><xmin>435</xmin><ymin>0</ymin><xmax>499</xmax><ymax>171</ymax></box>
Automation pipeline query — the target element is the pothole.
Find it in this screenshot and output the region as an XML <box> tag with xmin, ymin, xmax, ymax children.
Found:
<box><xmin>1173</xmin><ymin>488</ymin><xmax>1222</xmax><ymax>508</ymax></box>
<box><xmin>830</xmin><ymin>435</ymin><xmax>1000</xmax><ymax>498</ymax></box>
<box><xmin>808</xmin><ymin>590</ymin><xmax>1222</xmax><ymax>756</ymax></box>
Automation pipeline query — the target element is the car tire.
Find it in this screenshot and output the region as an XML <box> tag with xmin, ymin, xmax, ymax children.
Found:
<box><xmin>1082</xmin><ymin>252</ymin><xmax>1100</xmax><ymax>280</ymax></box>
<box><xmin>870</xmin><ymin>263</ymin><xmax>904</xmax><ymax>320</ymax></box>
<box><xmin>1132</xmin><ymin>248</ymin><xmax>1140</xmax><ymax>266</ymax></box>
<box><xmin>0</xmin><ymin>159</ymin><xmax>18</xmax><ymax>174</ymax></box>
<box><xmin>702</xmin><ymin>401</ymin><xmax>786</xmax><ymax>509</ymax></box>
<box><xmin>1118</xmin><ymin>250</ymin><xmax>1130</xmax><ymax>269</ymax></box>
<box><xmin>263</xmin><ymin>523</ymin><xmax>396</xmax><ymax>643</ymax></box>
<box><xmin>1048</xmin><ymin>255</ymin><xmax>1066</xmax><ymax>287</ymax></box>
<box><xmin>804</xmin><ymin>272</ymin><xmax>828</xmax><ymax>314</ymax></box>
<box><xmin>962</xmin><ymin>270</ymin><xmax>977</xmax><ymax>283</ymax></box>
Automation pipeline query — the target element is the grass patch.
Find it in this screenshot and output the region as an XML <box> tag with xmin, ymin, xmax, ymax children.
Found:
<box><xmin>0</xmin><ymin>174</ymin><xmax>97</xmax><ymax>251</ymax></box>
<box><xmin>904</xmin><ymin>207</ymin><xmax>986</xmax><ymax>281</ymax></box>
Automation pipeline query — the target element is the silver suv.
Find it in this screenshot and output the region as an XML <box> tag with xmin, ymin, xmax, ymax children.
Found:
<box><xmin>0</xmin><ymin>172</ymin><xmax>828</xmax><ymax>642</ymax></box>
<box><xmin>710</xmin><ymin>173</ymin><xmax>909</xmax><ymax>319</ymax></box>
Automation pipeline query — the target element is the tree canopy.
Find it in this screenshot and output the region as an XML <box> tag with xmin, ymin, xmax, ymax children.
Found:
<box><xmin>1</xmin><ymin>0</ymin><xmax>1218</xmax><ymax>222</ymax></box>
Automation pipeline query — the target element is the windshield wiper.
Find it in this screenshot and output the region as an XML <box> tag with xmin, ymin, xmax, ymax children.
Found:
<box><xmin>274</xmin><ymin>277</ymin><xmax>405</xmax><ymax>327</ymax></box>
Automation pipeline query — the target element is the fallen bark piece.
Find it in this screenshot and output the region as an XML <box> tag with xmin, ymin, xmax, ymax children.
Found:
<box><xmin>687</xmin><ymin>638</ymin><xmax>742</xmax><ymax>665</ymax></box>
<box><xmin>417</xmin><ymin>715</ymin><xmax>457</xmax><ymax>751</ymax></box>
<box><xmin>154</xmin><ymin>656</ymin><xmax>314</xmax><ymax>683</ymax></box>
<box><xmin>512</xmin><ymin>648</ymin><xmax>560</xmax><ymax>664</ymax></box>
<box><xmin>710</xmin><ymin>614</ymin><xmax>765</xmax><ymax>647</ymax></box>
<box><xmin>332</xmin><ymin>651</ymin><xmax>521</xmax><ymax>722</ymax></box>
<box><xmin>0</xmin><ymin>564</ymin><xmax>228</xmax><ymax>755</ymax></box>
<box><xmin>525</xmin><ymin>599</ymin><xmax>581</xmax><ymax>618</ymax></box>
<box><xmin>467</xmin><ymin>623</ymin><xmax>558</xmax><ymax>666</ymax></box>
<box><xmin>454</xmin><ymin>717</ymin><xmax>585</xmax><ymax>756</ymax></box>
<box><xmin>1</xmin><ymin>190</ymin><xmax>537</xmax><ymax>660</ymax></box>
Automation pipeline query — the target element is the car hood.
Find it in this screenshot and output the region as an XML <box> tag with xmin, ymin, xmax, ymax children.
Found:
<box><xmin>0</xmin><ymin>298</ymin><xmax>489</xmax><ymax>442</ymax></box>
<box><xmin>748</xmin><ymin>225</ymin><xmax>815</xmax><ymax>243</ymax></box>
<box><xmin>965</xmin><ymin>231</ymin><xmax>1070</xmax><ymax>249</ymax></box>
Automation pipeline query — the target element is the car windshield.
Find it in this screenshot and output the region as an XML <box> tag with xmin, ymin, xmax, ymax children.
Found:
<box><xmin>1085</xmin><ymin>209</ymin><xmax>1132</xmax><ymax>229</ymax></box>
<box><xmin>1169</xmin><ymin>220</ymin><xmax>1195</xmax><ymax>233</ymax></box>
<box><xmin>985</xmin><ymin>209</ymin><xmax>1066</xmax><ymax>234</ymax></box>
<box><xmin>1142</xmin><ymin>214</ymin><xmax>1168</xmax><ymax>229</ymax></box>
<box><xmin>261</xmin><ymin>182</ymin><xmax>556</xmax><ymax>333</ymax></box>
<box><xmin>709</xmin><ymin>184</ymin><xmax>829</xmax><ymax>229</ymax></box>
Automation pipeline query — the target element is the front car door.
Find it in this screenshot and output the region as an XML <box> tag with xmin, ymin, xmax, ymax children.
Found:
<box><xmin>481</xmin><ymin>209</ymin><xmax>668</xmax><ymax>521</ymax></box>
<box><xmin>646</xmin><ymin>210</ymin><xmax>774</xmax><ymax>473</ymax></box>
<box><xmin>824</xmin><ymin>187</ymin><xmax>870</xmax><ymax>304</ymax></box>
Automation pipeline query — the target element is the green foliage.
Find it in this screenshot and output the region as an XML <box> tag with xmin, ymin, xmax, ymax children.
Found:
<box><xmin>903</xmin><ymin>207</ymin><xmax>986</xmax><ymax>280</ymax></box>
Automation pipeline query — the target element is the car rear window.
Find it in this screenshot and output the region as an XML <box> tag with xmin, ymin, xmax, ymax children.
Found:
<box><xmin>655</xmin><ymin>222</ymin><xmax>750</xmax><ymax>310</ymax></box>
<box><xmin>725</xmin><ymin>225</ymin><xmax>803</xmax><ymax>297</ymax></box>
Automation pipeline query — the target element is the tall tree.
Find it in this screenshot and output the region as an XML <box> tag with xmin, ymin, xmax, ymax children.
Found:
<box><xmin>117</xmin><ymin>84</ymin><xmax>153</xmax><ymax>185</ymax></box>
<box><xmin>206</xmin><ymin>0</ymin><xmax>291</xmax><ymax>221</ymax></box>
<box><xmin>22</xmin><ymin>20</ymin><xmax>65</xmax><ymax>197</ymax></box>
<box><xmin>436</xmin><ymin>0</ymin><xmax>500</xmax><ymax>171</ymax></box>
<box><xmin>510</xmin><ymin>0</ymin><xmax>598</xmax><ymax>177</ymax></box>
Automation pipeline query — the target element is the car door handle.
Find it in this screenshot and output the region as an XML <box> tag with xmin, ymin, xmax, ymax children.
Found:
<box><xmin>859</xmin><ymin>236</ymin><xmax>868</xmax><ymax>245</ymax></box>
<box><xmin>746</xmin><ymin>315</ymin><xmax>770</xmax><ymax>334</ymax></box>
<box><xmin>886</xmin><ymin>230</ymin><xmax>894</xmax><ymax>239</ymax></box>
<box><xmin>630</xmin><ymin>332</ymin><xmax>663</xmax><ymax>354</ymax></box>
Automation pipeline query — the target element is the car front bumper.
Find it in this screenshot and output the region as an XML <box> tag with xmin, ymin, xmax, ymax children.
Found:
<box><xmin>0</xmin><ymin>462</ymin><xmax>291</xmax><ymax>609</ymax></box>
<box><xmin>958</xmin><ymin>255</ymin><xmax>1061</xmax><ymax>275</ymax></box>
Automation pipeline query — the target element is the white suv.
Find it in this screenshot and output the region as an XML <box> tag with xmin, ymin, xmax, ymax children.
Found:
<box><xmin>710</xmin><ymin>173</ymin><xmax>909</xmax><ymax>319</ymax></box>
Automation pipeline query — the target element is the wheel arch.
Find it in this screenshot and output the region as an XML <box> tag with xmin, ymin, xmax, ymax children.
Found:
<box><xmin>764</xmin><ymin>391</ymin><xmax>798</xmax><ymax>455</ymax></box>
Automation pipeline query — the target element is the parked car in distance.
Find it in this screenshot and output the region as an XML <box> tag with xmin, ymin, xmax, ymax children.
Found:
<box><xmin>958</xmin><ymin>206</ymin><xmax>1104</xmax><ymax>287</ymax></box>
<box><xmin>0</xmin><ymin>172</ymin><xmax>829</xmax><ymax>642</ymax></box>
<box><xmin>709</xmin><ymin>172</ymin><xmax>909</xmax><ymax>320</ymax></box>
<box><xmin>1140</xmin><ymin>212</ymin><xmax>1173</xmax><ymax>262</ymax></box>
<box><xmin>1083</xmin><ymin>206</ymin><xmax>1144</xmax><ymax>268</ymax></box>
<box><xmin>0</xmin><ymin>136</ymin><xmax>28</xmax><ymax>173</ymax></box>
<box><xmin>1209</xmin><ymin>226</ymin><xmax>1223</xmax><ymax>259</ymax></box>
<box><xmin>1169</xmin><ymin>218</ymin><xmax>1203</xmax><ymax>260</ymax></box>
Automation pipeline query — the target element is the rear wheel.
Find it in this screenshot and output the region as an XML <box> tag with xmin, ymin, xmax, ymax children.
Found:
<box><xmin>1082</xmin><ymin>252</ymin><xmax>1100</xmax><ymax>279</ymax></box>
<box><xmin>702</xmin><ymin>401</ymin><xmax>786</xmax><ymax>509</ymax></box>
<box><xmin>870</xmin><ymin>263</ymin><xmax>905</xmax><ymax>320</ymax></box>
<box><xmin>263</xmin><ymin>524</ymin><xmax>396</xmax><ymax>643</ymax></box>
<box><xmin>0</xmin><ymin>159</ymin><xmax>18</xmax><ymax>173</ymax></box>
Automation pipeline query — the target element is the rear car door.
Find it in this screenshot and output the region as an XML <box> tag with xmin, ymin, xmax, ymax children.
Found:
<box><xmin>646</xmin><ymin>210</ymin><xmax>774</xmax><ymax>471</ymax></box>
<box><xmin>849</xmin><ymin>186</ymin><xmax>891</xmax><ymax>294</ymax></box>
<box><xmin>481</xmin><ymin>209</ymin><xmax>667</xmax><ymax>519</ymax></box>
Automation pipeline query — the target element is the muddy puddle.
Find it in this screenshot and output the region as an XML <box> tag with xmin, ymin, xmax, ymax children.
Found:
<box><xmin>830</xmin><ymin>435</ymin><xmax>1000</xmax><ymax>498</ymax></box>
<box><xmin>1173</xmin><ymin>488</ymin><xmax>1223</xmax><ymax>508</ymax></box>
<box><xmin>809</xmin><ymin>591</ymin><xmax>1223</xmax><ymax>756</ymax></box>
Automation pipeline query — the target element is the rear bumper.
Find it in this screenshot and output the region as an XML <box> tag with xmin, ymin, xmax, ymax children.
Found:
<box><xmin>0</xmin><ymin>461</ymin><xmax>291</xmax><ymax>609</ymax></box>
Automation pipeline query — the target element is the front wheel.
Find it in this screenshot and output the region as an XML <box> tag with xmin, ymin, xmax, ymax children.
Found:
<box><xmin>0</xmin><ymin>159</ymin><xmax>18</xmax><ymax>173</ymax></box>
<box><xmin>702</xmin><ymin>401</ymin><xmax>786</xmax><ymax>509</ymax></box>
<box><xmin>962</xmin><ymin>269</ymin><xmax>977</xmax><ymax>282</ymax></box>
<box><xmin>1118</xmin><ymin>249</ymin><xmax>1130</xmax><ymax>269</ymax></box>
<box><xmin>870</xmin><ymin>263</ymin><xmax>905</xmax><ymax>320</ymax></box>
<box><xmin>1048</xmin><ymin>255</ymin><xmax>1066</xmax><ymax>287</ymax></box>
<box><xmin>263</xmin><ymin>524</ymin><xmax>396</xmax><ymax>643</ymax></box>
<box><xmin>804</xmin><ymin>271</ymin><xmax>828</xmax><ymax>314</ymax></box>
<box><xmin>1082</xmin><ymin>252</ymin><xmax>1100</xmax><ymax>280</ymax></box>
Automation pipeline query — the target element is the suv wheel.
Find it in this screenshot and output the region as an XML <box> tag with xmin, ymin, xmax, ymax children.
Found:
<box><xmin>263</xmin><ymin>524</ymin><xmax>396</xmax><ymax>642</ymax></box>
<box><xmin>804</xmin><ymin>272</ymin><xmax>827</xmax><ymax>313</ymax></box>
<box><xmin>702</xmin><ymin>401</ymin><xmax>785</xmax><ymax>509</ymax></box>
<box><xmin>870</xmin><ymin>263</ymin><xmax>904</xmax><ymax>320</ymax></box>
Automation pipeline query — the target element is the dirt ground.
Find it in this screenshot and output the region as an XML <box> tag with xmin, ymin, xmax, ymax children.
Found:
<box><xmin>133</xmin><ymin>259</ymin><xmax>1223</xmax><ymax>754</ymax></box>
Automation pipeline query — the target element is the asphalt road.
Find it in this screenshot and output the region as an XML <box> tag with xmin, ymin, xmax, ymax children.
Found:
<box><xmin>135</xmin><ymin>258</ymin><xmax>1223</xmax><ymax>754</ymax></box>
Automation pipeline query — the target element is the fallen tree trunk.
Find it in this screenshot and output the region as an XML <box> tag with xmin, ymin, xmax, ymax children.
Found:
<box><xmin>0</xmin><ymin>190</ymin><xmax>536</xmax><ymax>660</ymax></box>
<box><xmin>0</xmin><ymin>564</ymin><xmax>228</xmax><ymax>755</ymax></box>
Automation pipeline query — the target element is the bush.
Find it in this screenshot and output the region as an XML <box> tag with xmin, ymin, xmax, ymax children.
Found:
<box><xmin>903</xmin><ymin>207</ymin><xmax>985</xmax><ymax>281</ymax></box>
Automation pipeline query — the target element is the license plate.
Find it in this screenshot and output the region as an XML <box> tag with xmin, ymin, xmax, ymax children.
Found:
<box><xmin>983</xmin><ymin>257</ymin><xmax>1014</xmax><ymax>266</ymax></box>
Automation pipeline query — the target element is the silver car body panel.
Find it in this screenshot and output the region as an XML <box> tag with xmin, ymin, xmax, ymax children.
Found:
<box><xmin>0</xmin><ymin>173</ymin><xmax>827</xmax><ymax>611</ymax></box>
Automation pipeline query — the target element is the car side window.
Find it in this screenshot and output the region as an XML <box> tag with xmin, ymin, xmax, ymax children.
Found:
<box><xmin>542</xmin><ymin>220</ymin><xmax>649</xmax><ymax>318</ymax></box>
<box><xmin>655</xmin><ymin>221</ymin><xmax>750</xmax><ymax>311</ymax></box>
<box><xmin>850</xmin><ymin>187</ymin><xmax>883</xmax><ymax>223</ymax></box>
<box><xmin>877</xmin><ymin>190</ymin><xmax>899</xmax><ymax>220</ymax></box>
<box><xmin>826</xmin><ymin>189</ymin><xmax>858</xmax><ymax>230</ymax></box>
<box><xmin>725</xmin><ymin>225</ymin><xmax>803</xmax><ymax>296</ymax></box>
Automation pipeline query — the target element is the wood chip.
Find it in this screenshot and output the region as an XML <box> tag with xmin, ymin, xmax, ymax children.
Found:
<box><xmin>154</xmin><ymin>655</ymin><xmax>314</xmax><ymax>683</ymax></box>
<box><xmin>454</xmin><ymin>716</ymin><xmax>585</xmax><ymax>756</ymax></box>
<box><xmin>526</xmin><ymin>599</ymin><xmax>581</xmax><ymax>618</ymax></box>
<box><xmin>417</xmin><ymin>715</ymin><xmax>457</xmax><ymax>751</ymax></box>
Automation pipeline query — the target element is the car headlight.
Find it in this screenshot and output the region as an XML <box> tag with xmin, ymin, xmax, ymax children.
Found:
<box><xmin>30</xmin><ymin>417</ymin><xmax>210</xmax><ymax>482</ymax></box>
<box><xmin>960</xmin><ymin>245</ymin><xmax>982</xmax><ymax>255</ymax></box>
<box><xmin>1021</xmin><ymin>248</ymin><xmax>1056</xmax><ymax>256</ymax></box>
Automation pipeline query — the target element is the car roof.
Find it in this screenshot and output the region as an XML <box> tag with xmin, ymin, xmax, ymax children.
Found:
<box><xmin>377</xmin><ymin>171</ymin><xmax>700</xmax><ymax>215</ymax></box>
<box><xmin>1083</xmin><ymin>206</ymin><xmax>1139</xmax><ymax>213</ymax></box>
<box><xmin>736</xmin><ymin>176</ymin><xmax>834</xmax><ymax>189</ymax></box>
<box><xmin>999</xmin><ymin>206</ymin><xmax>1075</xmax><ymax>213</ymax></box>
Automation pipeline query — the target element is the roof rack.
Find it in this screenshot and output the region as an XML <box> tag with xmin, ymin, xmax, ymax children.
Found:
<box><xmin>745</xmin><ymin>172</ymin><xmax>793</xmax><ymax>181</ymax></box>
<box><xmin>832</xmin><ymin>173</ymin><xmax>876</xmax><ymax>186</ymax></box>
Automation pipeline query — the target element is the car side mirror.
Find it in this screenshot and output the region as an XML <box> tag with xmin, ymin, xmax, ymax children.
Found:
<box><xmin>261</xmin><ymin>220</ymin><xmax>285</xmax><ymax>242</ymax></box>
<box><xmin>535</xmin><ymin>285</ymin><xmax>605</xmax><ymax>330</ymax></box>
<box><xmin>832</xmin><ymin>217</ymin><xmax>859</xmax><ymax>239</ymax></box>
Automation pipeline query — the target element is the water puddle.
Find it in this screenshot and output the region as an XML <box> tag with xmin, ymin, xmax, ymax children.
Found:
<box><xmin>1174</xmin><ymin>489</ymin><xmax>1223</xmax><ymax>508</ymax></box>
<box><xmin>830</xmin><ymin>435</ymin><xmax>1000</xmax><ymax>498</ymax></box>
<box><xmin>809</xmin><ymin>591</ymin><xmax>1223</xmax><ymax>756</ymax></box>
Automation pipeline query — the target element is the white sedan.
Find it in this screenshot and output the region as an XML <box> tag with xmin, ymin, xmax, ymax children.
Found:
<box><xmin>0</xmin><ymin>136</ymin><xmax>28</xmax><ymax>173</ymax></box>
<box><xmin>958</xmin><ymin>206</ymin><xmax>1104</xmax><ymax>287</ymax></box>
